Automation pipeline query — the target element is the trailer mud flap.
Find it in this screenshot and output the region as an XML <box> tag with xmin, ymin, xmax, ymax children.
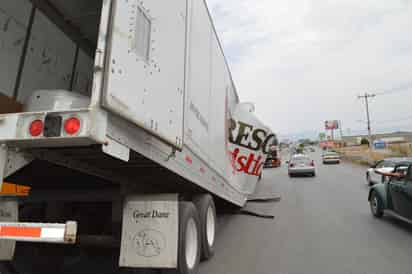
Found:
<box><xmin>240</xmin><ymin>199</ymin><xmax>280</xmax><ymax>219</ymax></box>
<box><xmin>0</xmin><ymin>200</ymin><xmax>18</xmax><ymax>261</ymax></box>
<box><xmin>119</xmin><ymin>194</ymin><xmax>178</xmax><ymax>268</ymax></box>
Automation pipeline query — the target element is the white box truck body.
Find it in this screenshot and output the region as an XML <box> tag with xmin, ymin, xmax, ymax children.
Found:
<box><xmin>0</xmin><ymin>0</ymin><xmax>276</xmax><ymax>272</ymax></box>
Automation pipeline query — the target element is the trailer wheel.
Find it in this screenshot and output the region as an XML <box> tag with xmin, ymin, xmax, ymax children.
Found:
<box><xmin>176</xmin><ymin>202</ymin><xmax>201</xmax><ymax>274</ymax></box>
<box><xmin>193</xmin><ymin>194</ymin><xmax>216</xmax><ymax>260</ymax></box>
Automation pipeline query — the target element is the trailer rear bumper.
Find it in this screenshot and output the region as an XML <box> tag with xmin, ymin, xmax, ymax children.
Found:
<box><xmin>0</xmin><ymin>221</ymin><xmax>77</xmax><ymax>244</ymax></box>
<box><xmin>0</xmin><ymin>199</ymin><xmax>78</xmax><ymax>261</ymax></box>
<box><xmin>0</xmin><ymin>108</ymin><xmax>107</xmax><ymax>148</ymax></box>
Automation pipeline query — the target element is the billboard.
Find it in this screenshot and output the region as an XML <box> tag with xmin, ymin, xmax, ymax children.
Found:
<box><xmin>325</xmin><ymin>120</ymin><xmax>339</xmax><ymax>130</ymax></box>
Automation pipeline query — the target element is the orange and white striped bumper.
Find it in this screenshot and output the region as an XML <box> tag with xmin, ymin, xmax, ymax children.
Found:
<box><xmin>0</xmin><ymin>221</ymin><xmax>77</xmax><ymax>244</ymax></box>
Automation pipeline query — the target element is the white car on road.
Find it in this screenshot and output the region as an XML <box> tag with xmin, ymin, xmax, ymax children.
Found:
<box><xmin>366</xmin><ymin>158</ymin><xmax>412</xmax><ymax>185</ymax></box>
<box><xmin>322</xmin><ymin>151</ymin><xmax>341</xmax><ymax>164</ymax></box>
<box><xmin>288</xmin><ymin>154</ymin><xmax>316</xmax><ymax>177</ymax></box>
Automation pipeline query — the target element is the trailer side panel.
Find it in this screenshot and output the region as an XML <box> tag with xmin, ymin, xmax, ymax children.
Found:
<box><xmin>102</xmin><ymin>0</ymin><xmax>187</xmax><ymax>149</ymax></box>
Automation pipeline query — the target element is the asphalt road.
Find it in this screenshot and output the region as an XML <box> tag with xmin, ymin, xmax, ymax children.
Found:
<box><xmin>5</xmin><ymin>150</ymin><xmax>412</xmax><ymax>274</ymax></box>
<box><xmin>199</xmin><ymin>150</ymin><xmax>412</xmax><ymax>274</ymax></box>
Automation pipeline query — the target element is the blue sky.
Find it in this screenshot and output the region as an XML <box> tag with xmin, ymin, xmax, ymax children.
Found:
<box><xmin>206</xmin><ymin>0</ymin><xmax>412</xmax><ymax>139</ymax></box>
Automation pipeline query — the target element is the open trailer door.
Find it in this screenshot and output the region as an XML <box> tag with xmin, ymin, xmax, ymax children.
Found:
<box><xmin>103</xmin><ymin>0</ymin><xmax>187</xmax><ymax>149</ymax></box>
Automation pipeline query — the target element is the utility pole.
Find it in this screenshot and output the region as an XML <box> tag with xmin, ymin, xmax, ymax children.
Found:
<box><xmin>358</xmin><ymin>93</ymin><xmax>375</xmax><ymax>145</ymax></box>
<box><xmin>339</xmin><ymin>120</ymin><xmax>343</xmax><ymax>140</ymax></box>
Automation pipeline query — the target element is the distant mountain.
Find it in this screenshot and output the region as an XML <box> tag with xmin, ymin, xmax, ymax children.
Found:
<box><xmin>278</xmin><ymin>130</ymin><xmax>320</xmax><ymax>142</ymax></box>
<box><xmin>279</xmin><ymin>126</ymin><xmax>412</xmax><ymax>141</ymax></box>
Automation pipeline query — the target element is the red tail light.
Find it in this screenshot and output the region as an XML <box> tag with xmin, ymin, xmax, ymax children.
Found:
<box><xmin>64</xmin><ymin>117</ymin><xmax>81</xmax><ymax>135</ymax></box>
<box><xmin>310</xmin><ymin>160</ymin><xmax>315</xmax><ymax>166</ymax></box>
<box><xmin>29</xmin><ymin>120</ymin><xmax>44</xmax><ymax>137</ymax></box>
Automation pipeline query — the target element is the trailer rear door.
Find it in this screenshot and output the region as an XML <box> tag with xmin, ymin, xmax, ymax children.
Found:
<box><xmin>103</xmin><ymin>0</ymin><xmax>187</xmax><ymax>149</ymax></box>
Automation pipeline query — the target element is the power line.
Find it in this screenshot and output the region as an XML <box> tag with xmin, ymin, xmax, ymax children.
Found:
<box><xmin>374</xmin><ymin>81</ymin><xmax>412</xmax><ymax>96</ymax></box>
<box><xmin>373</xmin><ymin>114</ymin><xmax>412</xmax><ymax>125</ymax></box>
<box><xmin>353</xmin><ymin>82</ymin><xmax>412</xmax><ymax>139</ymax></box>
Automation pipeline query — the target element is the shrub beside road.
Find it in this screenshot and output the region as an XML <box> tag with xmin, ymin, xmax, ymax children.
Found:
<box><xmin>337</xmin><ymin>143</ymin><xmax>412</xmax><ymax>165</ymax></box>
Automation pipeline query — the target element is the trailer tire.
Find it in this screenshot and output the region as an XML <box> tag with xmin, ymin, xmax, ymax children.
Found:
<box><xmin>176</xmin><ymin>202</ymin><xmax>201</xmax><ymax>274</ymax></box>
<box><xmin>193</xmin><ymin>194</ymin><xmax>216</xmax><ymax>261</ymax></box>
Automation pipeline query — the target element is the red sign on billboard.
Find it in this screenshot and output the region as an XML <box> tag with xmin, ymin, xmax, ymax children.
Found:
<box><xmin>325</xmin><ymin>120</ymin><xmax>339</xmax><ymax>130</ymax></box>
<box><xmin>320</xmin><ymin>140</ymin><xmax>335</xmax><ymax>149</ymax></box>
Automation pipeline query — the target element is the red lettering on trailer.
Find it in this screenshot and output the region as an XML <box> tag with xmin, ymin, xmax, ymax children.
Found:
<box><xmin>185</xmin><ymin>156</ymin><xmax>193</xmax><ymax>164</ymax></box>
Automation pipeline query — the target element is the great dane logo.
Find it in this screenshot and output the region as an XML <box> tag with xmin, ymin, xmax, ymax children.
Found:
<box><xmin>134</xmin><ymin>229</ymin><xmax>166</xmax><ymax>257</ymax></box>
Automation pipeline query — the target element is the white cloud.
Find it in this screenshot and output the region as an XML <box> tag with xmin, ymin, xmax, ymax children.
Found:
<box><xmin>206</xmin><ymin>0</ymin><xmax>412</xmax><ymax>138</ymax></box>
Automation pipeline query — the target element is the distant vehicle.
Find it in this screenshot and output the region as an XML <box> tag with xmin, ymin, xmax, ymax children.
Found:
<box><xmin>322</xmin><ymin>151</ymin><xmax>341</xmax><ymax>164</ymax></box>
<box><xmin>264</xmin><ymin>145</ymin><xmax>281</xmax><ymax>168</ymax></box>
<box><xmin>368</xmin><ymin>161</ymin><xmax>412</xmax><ymax>224</ymax></box>
<box><xmin>366</xmin><ymin>158</ymin><xmax>412</xmax><ymax>186</ymax></box>
<box><xmin>264</xmin><ymin>157</ymin><xmax>281</xmax><ymax>168</ymax></box>
<box><xmin>309</xmin><ymin>147</ymin><xmax>315</xmax><ymax>152</ymax></box>
<box><xmin>288</xmin><ymin>154</ymin><xmax>316</xmax><ymax>177</ymax></box>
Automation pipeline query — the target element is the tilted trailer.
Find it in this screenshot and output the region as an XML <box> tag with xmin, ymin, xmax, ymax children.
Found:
<box><xmin>0</xmin><ymin>0</ymin><xmax>276</xmax><ymax>273</ymax></box>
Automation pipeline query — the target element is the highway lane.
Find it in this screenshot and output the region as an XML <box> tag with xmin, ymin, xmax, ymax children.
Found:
<box><xmin>198</xmin><ymin>150</ymin><xmax>412</xmax><ymax>274</ymax></box>
<box><xmin>5</xmin><ymin>150</ymin><xmax>412</xmax><ymax>274</ymax></box>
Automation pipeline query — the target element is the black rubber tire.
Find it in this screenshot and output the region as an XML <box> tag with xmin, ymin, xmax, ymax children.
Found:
<box><xmin>193</xmin><ymin>194</ymin><xmax>216</xmax><ymax>261</ymax></box>
<box><xmin>370</xmin><ymin>191</ymin><xmax>384</xmax><ymax>218</ymax></box>
<box><xmin>175</xmin><ymin>202</ymin><xmax>201</xmax><ymax>274</ymax></box>
<box><xmin>312</xmin><ymin>172</ymin><xmax>316</xmax><ymax>177</ymax></box>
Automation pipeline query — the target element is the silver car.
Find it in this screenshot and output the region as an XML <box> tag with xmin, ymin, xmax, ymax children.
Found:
<box><xmin>288</xmin><ymin>154</ymin><xmax>316</xmax><ymax>177</ymax></box>
<box><xmin>322</xmin><ymin>151</ymin><xmax>341</xmax><ymax>164</ymax></box>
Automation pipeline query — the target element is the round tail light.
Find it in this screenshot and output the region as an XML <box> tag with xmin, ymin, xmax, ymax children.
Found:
<box><xmin>29</xmin><ymin>120</ymin><xmax>44</xmax><ymax>137</ymax></box>
<box><xmin>64</xmin><ymin>117</ymin><xmax>81</xmax><ymax>135</ymax></box>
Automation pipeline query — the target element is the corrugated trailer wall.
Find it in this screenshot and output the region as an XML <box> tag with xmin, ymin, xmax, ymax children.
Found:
<box><xmin>0</xmin><ymin>0</ymin><xmax>94</xmax><ymax>106</ymax></box>
<box><xmin>0</xmin><ymin>0</ymin><xmax>32</xmax><ymax>98</ymax></box>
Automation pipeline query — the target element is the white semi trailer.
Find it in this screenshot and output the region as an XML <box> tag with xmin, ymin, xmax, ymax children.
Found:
<box><xmin>0</xmin><ymin>0</ymin><xmax>276</xmax><ymax>273</ymax></box>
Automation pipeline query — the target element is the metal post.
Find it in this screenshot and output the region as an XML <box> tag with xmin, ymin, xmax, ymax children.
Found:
<box><xmin>364</xmin><ymin>96</ymin><xmax>371</xmax><ymax>140</ymax></box>
<box><xmin>358</xmin><ymin>93</ymin><xmax>375</xmax><ymax>146</ymax></box>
